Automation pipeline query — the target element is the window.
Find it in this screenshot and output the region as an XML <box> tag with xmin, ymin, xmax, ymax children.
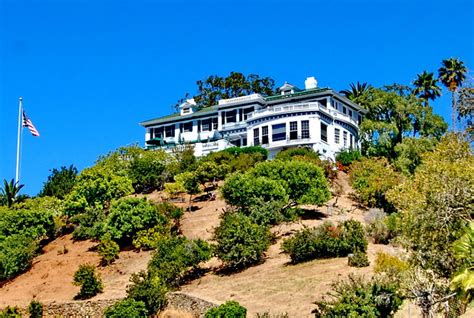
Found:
<box><xmin>243</xmin><ymin>107</ymin><xmax>254</xmax><ymax>120</ymax></box>
<box><xmin>242</xmin><ymin>138</ymin><xmax>247</xmax><ymax>146</ymax></box>
<box><xmin>350</xmin><ymin>134</ymin><xmax>354</xmax><ymax>149</ymax></box>
<box><xmin>165</xmin><ymin>125</ymin><xmax>175</xmax><ymax>137</ymax></box>
<box><xmin>301</xmin><ymin>120</ymin><xmax>310</xmax><ymax>139</ymax></box>
<box><xmin>272</xmin><ymin>123</ymin><xmax>286</xmax><ymax>142</ymax></box>
<box><xmin>253</xmin><ymin>128</ymin><xmax>260</xmax><ymax>145</ymax></box>
<box><xmin>151</xmin><ymin>127</ymin><xmax>163</xmax><ymax>139</ymax></box>
<box><xmin>319</xmin><ymin>99</ymin><xmax>327</xmax><ymax>108</ymax></box>
<box><xmin>225</xmin><ymin>110</ymin><xmax>237</xmax><ymax>123</ymax></box>
<box><xmin>262</xmin><ymin>126</ymin><xmax>269</xmax><ymax>144</ymax></box>
<box><xmin>343</xmin><ymin>131</ymin><xmax>348</xmax><ymax>147</ymax></box>
<box><xmin>349</xmin><ymin>109</ymin><xmax>353</xmax><ymax>117</ymax></box>
<box><xmin>321</xmin><ymin>123</ymin><xmax>328</xmax><ymax>142</ymax></box>
<box><xmin>342</xmin><ymin>106</ymin><xmax>347</xmax><ymax>115</ymax></box>
<box><xmin>201</xmin><ymin>119</ymin><xmax>211</xmax><ymax>131</ymax></box>
<box><xmin>182</xmin><ymin>108</ymin><xmax>190</xmax><ymax>114</ymax></box>
<box><xmin>334</xmin><ymin>128</ymin><xmax>340</xmax><ymax>144</ymax></box>
<box><xmin>290</xmin><ymin>121</ymin><xmax>298</xmax><ymax>140</ymax></box>
<box><xmin>358</xmin><ymin>115</ymin><xmax>362</xmax><ymax>125</ymax></box>
<box><xmin>183</xmin><ymin>122</ymin><xmax>193</xmax><ymax>132</ymax></box>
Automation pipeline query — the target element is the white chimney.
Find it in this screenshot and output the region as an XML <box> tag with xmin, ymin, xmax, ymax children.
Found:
<box><xmin>305</xmin><ymin>76</ymin><xmax>317</xmax><ymax>90</ymax></box>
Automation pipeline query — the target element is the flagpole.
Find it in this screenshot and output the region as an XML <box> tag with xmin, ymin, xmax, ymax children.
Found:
<box><xmin>15</xmin><ymin>97</ymin><xmax>23</xmax><ymax>184</ymax></box>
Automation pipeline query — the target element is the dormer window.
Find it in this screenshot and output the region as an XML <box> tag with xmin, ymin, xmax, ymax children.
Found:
<box><xmin>179</xmin><ymin>98</ymin><xmax>196</xmax><ymax>116</ymax></box>
<box><xmin>278</xmin><ymin>82</ymin><xmax>300</xmax><ymax>96</ymax></box>
<box><xmin>182</xmin><ymin>107</ymin><xmax>190</xmax><ymax>114</ymax></box>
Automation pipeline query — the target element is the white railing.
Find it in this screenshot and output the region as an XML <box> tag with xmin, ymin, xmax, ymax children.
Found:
<box><xmin>247</xmin><ymin>102</ymin><xmax>322</xmax><ymax>119</ymax></box>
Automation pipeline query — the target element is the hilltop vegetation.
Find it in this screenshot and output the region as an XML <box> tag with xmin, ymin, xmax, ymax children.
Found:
<box><xmin>1</xmin><ymin>58</ymin><xmax>473</xmax><ymax>317</ymax></box>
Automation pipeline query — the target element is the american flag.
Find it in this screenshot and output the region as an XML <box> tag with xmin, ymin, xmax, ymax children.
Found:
<box><xmin>22</xmin><ymin>111</ymin><xmax>40</xmax><ymax>137</ymax></box>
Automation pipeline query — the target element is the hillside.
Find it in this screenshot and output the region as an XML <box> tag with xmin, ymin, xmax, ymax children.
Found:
<box><xmin>0</xmin><ymin>172</ymin><xmax>427</xmax><ymax>316</ymax></box>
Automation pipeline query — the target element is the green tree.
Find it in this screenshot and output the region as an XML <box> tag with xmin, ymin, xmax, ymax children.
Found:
<box><xmin>214</xmin><ymin>212</ymin><xmax>271</xmax><ymax>269</ymax></box>
<box><xmin>64</xmin><ymin>166</ymin><xmax>133</xmax><ymax>215</ymax></box>
<box><xmin>177</xmin><ymin>72</ymin><xmax>276</xmax><ymax>110</ymax></box>
<box><xmin>1</xmin><ymin>179</ymin><xmax>24</xmax><ymax>208</ymax></box>
<box><xmin>106</xmin><ymin>198</ymin><xmax>168</xmax><ymax>246</ymax></box>
<box><xmin>174</xmin><ymin>172</ymin><xmax>201</xmax><ymax>211</ymax></box>
<box><xmin>387</xmin><ymin>134</ymin><xmax>474</xmax><ymax>277</ymax></box>
<box><xmin>438</xmin><ymin>58</ymin><xmax>467</xmax><ymax>130</ymax></box>
<box><xmin>360</xmin><ymin>88</ymin><xmax>447</xmax><ymax>157</ymax></box>
<box><xmin>129</xmin><ymin>151</ymin><xmax>166</xmax><ymax>193</ymax></box>
<box><xmin>104</xmin><ymin>299</ymin><xmax>148</xmax><ymax>318</ymax></box>
<box><xmin>456</xmin><ymin>84</ymin><xmax>474</xmax><ymax>139</ymax></box>
<box><xmin>72</xmin><ymin>264</ymin><xmax>103</xmax><ymax>299</ymax></box>
<box><xmin>205</xmin><ymin>301</ymin><xmax>247</xmax><ymax>318</ymax></box>
<box><xmin>413</xmin><ymin>71</ymin><xmax>441</xmax><ymax>105</ymax></box>
<box><xmin>39</xmin><ymin>165</ymin><xmax>78</xmax><ymax>199</ymax></box>
<box><xmin>393</xmin><ymin>137</ymin><xmax>437</xmax><ymax>175</ymax></box>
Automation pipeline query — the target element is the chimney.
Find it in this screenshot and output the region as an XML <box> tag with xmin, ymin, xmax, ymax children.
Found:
<box><xmin>305</xmin><ymin>76</ymin><xmax>317</xmax><ymax>90</ymax></box>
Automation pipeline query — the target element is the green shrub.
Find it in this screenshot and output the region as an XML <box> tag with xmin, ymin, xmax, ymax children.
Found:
<box><xmin>282</xmin><ymin>220</ymin><xmax>367</xmax><ymax>264</ymax></box>
<box><xmin>350</xmin><ymin>157</ymin><xmax>401</xmax><ymax>211</ymax></box>
<box><xmin>223</xmin><ymin>146</ymin><xmax>268</xmax><ymax>158</ymax></box>
<box><xmin>98</xmin><ymin>233</ymin><xmax>120</xmax><ymax>265</ymax></box>
<box><xmin>0</xmin><ymin>234</ymin><xmax>38</xmax><ymax>280</ymax></box>
<box><xmin>72</xmin><ymin>264</ymin><xmax>103</xmax><ymax>299</ymax></box>
<box><xmin>205</xmin><ymin>300</ymin><xmax>247</xmax><ymax>318</ymax></box>
<box><xmin>373</xmin><ymin>252</ymin><xmax>409</xmax><ymax>279</ymax></box>
<box><xmin>64</xmin><ymin>166</ymin><xmax>134</xmax><ymax>215</ymax></box>
<box><xmin>0</xmin><ymin>306</ymin><xmax>21</xmax><ymax>318</ymax></box>
<box><xmin>250</xmin><ymin>160</ymin><xmax>331</xmax><ymax>205</ymax></box>
<box><xmin>71</xmin><ymin>207</ymin><xmax>106</xmax><ymax>240</ymax></box>
<box><xmin>365</xmin><ymin>210</ymin><xmax>400</xmax><ymax>244</ymax></box>
<box><xmin>246</xmin><ymin>198</ymin><xmax>289</xmax><ymax>226</ymax></box>
<box><xmin>39</xmin><ymin>165</ymin><xmax>78</xmax><ymax>199</ymax></box>
<box><xmin>313</xmin><ymin>275</ymin><xmax>403</xmax><ymax>317</ymax></box>
<box><xmin>147</xmin><ymin>236</ymin><xmax>212</xmax><ymax>286</ymax></box>
<box><xmin>126</xmin><ymin>271</ymin><xmax>168</xmax><ymax>315</ymax></box>
<box><xmin>335</xmin><ymin>149</ymin><xmax>361</xmax><ymax>166</ymax></box>
<box><xmin>348</xmin><ymin>250</ymin><xmax>370</xmax><ymax>267</ymax></box>
<box><xmin>214</xmin><ymin>213</ymin><xmax>271</xmax><ymax>269</ymax></box>
<box><xmin>221</xmin><ymin>174</ymin><xmax>288</xmax><ymax>212</ymax></box>
<box><xmin>104</xmin><ymin>298</ymin><xmax>148</xmax><ymax>318</ymax></box>
<box><xmin>27</xmin><ymin>300</ymin><xmax>43</xmax><ymax>318</ymax></box>
<box><xmin>129</xmin><ymin>152</ymin><xmax>166</xmax><ymax>193</ymax></box>
<box><xmin>275</xmin><ymin>147</ymin><xmax>320</xmax><ymax>161</ymax></box>
<box><xmin>106</xmin><ymin>198</ymin><xmax>168</xmax><ymax>246</ymax></box>
<box><xmin>0</xmin><ymin>208</ymin><xmax>55</xmax><ymax>241</ymax></box>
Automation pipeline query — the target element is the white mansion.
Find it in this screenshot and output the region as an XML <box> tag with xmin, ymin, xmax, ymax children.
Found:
<box><xmin>140</xmin><ymin>77</ymin><xmax>366</xmax><ymax>160</ymax></box>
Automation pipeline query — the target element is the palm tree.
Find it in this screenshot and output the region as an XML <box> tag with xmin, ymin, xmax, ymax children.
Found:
<box><xmin>438</xmin><ymin>58</ymin><xmax>467</xmax><ymax>130</ymax></box>
<box><xmin>340</xmin><ymin>82</ymin><xmax>372</xmax><ymax>100</ymax></box>
<box><xmin>413</xmin><ymin>71</ymin><xmax>441</xmax><ymax>105</ymax></box>
<box><xmin>1</xmin><ymin>179</ymin><xmax>24</xmax><ymax>207</ymax></box>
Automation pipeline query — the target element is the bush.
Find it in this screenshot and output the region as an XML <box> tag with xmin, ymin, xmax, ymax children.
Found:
<box><xmin>71</xmin><ymin>207</ymin><xmax>106</xmax><ymax>240</ymax></box>
<box><xmin>350</xmin><ymin>157</ymin><xmax>401</xmax><ymax>211</ymax></box>
<box><xmin>313</xmin><ymin>275</ymin><xmax>403</xmax><ymax>317</ymax></box>
<box><xmin>104</xmin><ymin>298</ymin><xmax>148</xmax><ymax>318</ymax></box>
<box><xmin>223</xmin><ymin>146</ymin><xmax>268</xmax><ymax>158</ymax></box>
<box><xmin>39</xmin><ymin>165</ymin><xmax>78</xmax><ymax>199</ymax></box>
<box><xmin>214</xmin><ymin>213</ymin><xmax>271</xmax><ymax>269</ymax></box>
<box><xmin>98</xmin><ymin>233</ymin><xmax>120</xmax><ymax>265</ymax></box>
<box><xmin>126</xmin><ymin>271</ymin><xmax>168</xmax><ymax>315</ymax></box>
<box><xmin>365</xmin><ymin>209</ymin><xmax>400</xmax><ymax>244</ymax></box>
<box><xmin>250</xmin><ymin>160</ymin><xmax>331</xmax><ymax>205</ymax></box>
<box><xmin>335</xmin><ymin>149</ymin><xmax>361</xmax><ymax>167</ymax></box>
<box><xmin>282</xmin><ymin>220</ymin><xmax>367</xmax><ymax>264</ymax></box>
<box><xmin>0</xmin><ymin>306</ymin><xmax>21</xmax><ymax>318</ymax></box>
<box><xmin>106</xmin><ymin>198</ymin><xmax>169</xmax><ymax>246</ymax></box>
<box><xmin>374</xmin><ymin>252</ymin><xmax>409</xmax><ymax>279</ymax></box>
<box><xmin>147</xmin><ymin>236</ymin><xmax>212</xmax><ymax>286</ymax></box>
<box><xmin>348</xmin><ymin>250</ymin><xmax>370</xmax><ymax>267</ymax></box>
<box><xmin>0</xmin><ymin>234</ymin><xmax>38</xmax><ymax>281</ymax></box>
<box><xmin>72</xmin><ymin>264</ymin><xmax>103</xmax><ymax>299</ymax></box>
<box><xmin>246</xmin><ymin>198</ymin><xmax>290</xmax><ymax>226</ymax></box>
<box><xmin>221</xmin><ymin>174</ymin><xmax>288</xmax><ymax>212</ymax></box>
<box><xmin>129</xmin><ymin>152</ymin><xmax>166</xmax><ymax>193</ymax></box>
<box><xmin>205</xmin><ymin>300</ymin><xmax>247</xmax><ymax>318</ymax></box>
<box><xmin>64</xmin><ymin>166</ymin><xmax>134</xmax><ymax>215</ymax></box>
<box><xmin>0</xmin><ymin>208</ymin><xmax>55</xmax><ymax>241</ymax></box>
<box><xmin>27</xmin><ymin>300</ymin><xmax>43</xmax><ymax>318</ymax></box>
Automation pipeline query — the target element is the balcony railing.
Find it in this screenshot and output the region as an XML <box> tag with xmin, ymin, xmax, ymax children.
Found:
<box><xmin>246</xmin><ymin>102</ymin><xmax>322</xmax><ymax>120</ymax></box>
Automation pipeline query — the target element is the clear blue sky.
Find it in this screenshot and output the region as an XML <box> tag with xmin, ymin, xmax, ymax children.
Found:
<box><xmin>0</xmin><ymin>0</ymin><xmax>472</xmax><ymax>195</ymax></box>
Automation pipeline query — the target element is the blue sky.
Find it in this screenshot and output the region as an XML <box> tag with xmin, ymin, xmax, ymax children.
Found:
<box><xmin>0</xmin><ymin>0</ymin><xmax>472</xmax><ymax>195</ymax></box>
